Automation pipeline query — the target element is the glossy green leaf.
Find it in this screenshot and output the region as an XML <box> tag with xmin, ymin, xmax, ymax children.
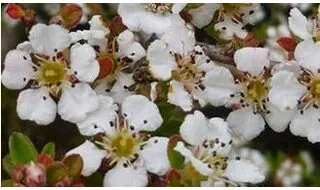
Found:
<box><xmin>63</xmin><ymin>154</ymin><xmax>83</xmax><ymax>179</ymax></box>
<box><xmin>9</xmin><ymin>132</ymin><xmax>38</xmax><ymax>165</ymax></box>
<box><xmin>2</xmin><ymin>154</ymin><xmax>15</xmax><ymax>174</ymax></box>
<box><xmin>167</xmin><ymin>135</ymin><xmax>185</xmax><ymax>170</ymax></box>
<box><xmin>46</xmin><ymin>162</ymin><xmax>68</xmax><ymax>186</ymax></box>
<box><xmin>41</xmin><ymin>142</ymin><xmax>56</xmax><ymax>159</ymax></box>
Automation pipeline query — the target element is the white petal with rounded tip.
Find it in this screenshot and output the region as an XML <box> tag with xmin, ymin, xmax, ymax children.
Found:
<box><xmin>1</xmin><ymin>50</ymin><xmax>34</xmax><ymax>89</ymax></box>
<box><xmin>95</xmin><ymin>72</ymin><xmax>135</xmax><ymax>103</ymax></box>
<box><xmin>70</xmin><ymin>43</ymin><xmax>99</xmax><ymax>83</ymax></box>
<box><xmin>288</xmin><ymin>8</ymin><xmax>312</xmax><ymax>40</ymax></box>
<box><xmin>269</xmin><ymin>70</ymin><xmax>306</xmax><ymax>111</ymax></box>
<box><xmin>122</xmin><ymin>95</ymin><xmax>163</xmax><ymax>132</ymax></box>
<box><xmin>224</xmin><ymin>160</ymin><xmax>265</xmax><ymax>183</ymax></box>
<box><xmin>214</xmin><ymin>18</ymin><xmax>247</xmax><ymax>40</ymax></box>
<box><xmin>271</xmin><ymin>61</ymin><xmax>301</xmax><ymax>76</ymax></box>
<box><xmin>150</xmin><ymin>81</ymin><xmax>158</xmax><ymax>102</ymax></box>
<box><xmin>103</xmin><ymin>162</ymin><xmax>148</xmax><ymax>187</ymax></box>
<box><xmin>207</xmin><ymin>117</ymin><xmax>231</xmax><ymax>144</ymax></box>
<box><xmin>139</xmin><ymin>137</ymin><xmax>170</xmax><ymax>175</ymax></box>
<box><xmin>294</xmin><ymin>40</ymin><xmax>320</xmax><ymax>73</ymax></box>
<box><xmin>147</xmin><ymin>40</ymin><xmax>177</xmax><ymax>80</ymax></box>
<box><xmin>227</xmin><ymin>107</ymin><xmax>265</xmax><ymax>141</ymax></box>
<box><xmin>139</xmin><ymin>12</ymin><xmax>172</xmax><ymax>36</ymax></box>
<box><xmin>17</xmin><ymin>87</ymin><xmax>56</xmax><ymax>125</ymax></box>
<box><xmin>290</xmin><ymin>107</ymin><xmax>320</xmax><ymax>143</ymax></box>
<box><xmin>240</xmin><ymin>4</ymin><xmax>265</xmax><ymax>25</ymax></box>
<box><xmin>117</xmin><ymin>4</ymin><xmax>145</xmax><ymax>32</ymax></box>
<box><xmin>89</xmin><ymin>15</ymin><xmax>110</xmax><ymax>35</ymax></box>
<box><xmin>58</xmin><ymin>83</ymin><xmax>99</xmax><ymax>123</ymax></box>
<box><xmin>120</xmin><ymin>42</ymin><xmax>146</xmax><ymax>64</ymax></box>
<box><xmin>180</xmin><ymin>111</ymin><xmax>208</xmax><ymax>145</ymax></box>
<box><xmin>172</xmin><ymin>3</ymin><xmax>187</xmax><ymax>14</ymax></box>
<box><xmin>160</xmin><ymin>15</ymin><xmax>195</xmax><ymax>55</ymax></box>
<box><xmin>66</xmin><ymin>140</ymin><xmax>106</xmax><ymax>177</ymax></box>
<box><xmin>29</xmin><ymin>24</ymin><xmax>71</xmax><ymax>55</ymax></box>
<box><xmin>117</xmin><ymin>30</ymin><xmax>135</xmax><ymax>48</ymax></box>
<box><xmin>202</xmin><ymin>66</ymin><xmax>237</xmax><ymax>106</ymax></box>
<box><xmin>174</xmin><ymin>142</ymin><xmax>212</xmax><ymax>176</ymax></box>
<box><xmin>264</xmin><ymin>103</ymin><xmax>296</xmax><ymax>133</ymax></box>
<box><xmin>76</xmin><ymin>95</ymin><xmax>118</xmax><ymax>136</ymax></box>
<box><xmin>168</xmin><ymin>80</ymin><xmax>193</xmax><ymax>112</ymax></box>
<box><xmin>16</xmin><ymin>41</ymin><xmax>34</xmax><ymax>54</ymax></box>
<box><xmin>234</xmin><ymin>47</ymin><xmax>270</xmax><ymax>76</ymax></box>
<box><xmin>189</xmin><ymin>4</ymin><xmax>218</xmax><ymax>28</ymax></box>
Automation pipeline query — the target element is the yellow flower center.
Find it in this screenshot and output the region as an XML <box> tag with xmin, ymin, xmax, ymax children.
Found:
<box><xmin>96</xmin><ymin>124</ymin><xmax>144</xmax><ymax>165</ymax></box>
<box><xmin>244</xmin><ymin>78</ymin><xmax>269</xmax><ymax>103</ymax></box>
<box><xmin>144</xmin><ymin>3</ymin><xmax>172</xmax><ymax>14</ymax></box>
<box><xmin>310</xmin><ymin>79</ymin><xmax>320</xmax><ymax>103</ymax></box>
<box><xmin>37</xmin><ymin>60</ymin><xmax>66</xmax><ymax>86</ymax></box>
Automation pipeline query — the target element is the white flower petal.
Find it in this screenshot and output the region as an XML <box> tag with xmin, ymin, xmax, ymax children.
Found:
<box><xmin>269</xmin><ymin>70</ymin><xmax>306</xmax><ymax>111</ymax></box>
<box><xmin>201</xmin><ymin>66</ymin><xmax>237</xmax><ymax>106</ymax></box>
<box><xmin>95</xmin><ymin>72</ymin><xmax>135</xmax><ymax>103</ymax></box>
<box><xmin>189</xmin><ymin>4</ymin><xmax>218</xmax><ymax>28</ymax></box>
<box><xmin>139</xmin><ymin>12</ymin><xmax>172</xmax><ymax>35</ymax></box>
<box><xmin>240</xmin><ymin>4</ymin><xmax>265</xmax><ymax>25</ymax></box>
<box><xmin>174</xmin><ymin>142</ymin><xmax>212</xmax><ymax>176</ymax></box>
<box><xmin>70</xmin><ymin>43</ymin><xmax>99</xmax><ymax>83</ymax></box>
<box><xmin>160</xmin><ymin>15</ymin><xmax>195</xmax><ymax>55</ymax></box>
<box><xmin>264</xmin><ymin>103</ymin><xmax>296</xmax><ymax>132</ymax></box>
<box><xmin>1</xmin><ymin>50</ymin><xmax>34</xmax><ymax>89</ymax></box>
<box><xmin>89</xmin><ymin>15</ymin><xmax>110</xmax><ymax>35</ymax></box>
<box><xmin>117</xmin><ymin>4</ymin><xmax>145</xmax><ymax>32</ymax></box>
<box><xmin>234</xmin><ymin>47</ymin><xmax>270</xmax><ymax>76</ymax></box>
<box><xmin>290</xmin><ymin>107</ymin><xmax>320</xmax><ymax>143</ymax></box>
<box><xmin>150</xmin><ymin>81</ymin><xmax>158</xmax><ymax>102</ymax></box>
<box><xmin>147</xmin><ymin>40</ymin><xmax>177</xmax><ymax>80</ymax></box>
<box><xmin>207</xmin><ymin>117</ymin><xmax>231</xmax><ymax>144</ymax></box>
<box><xmin>294</xmin><ymin>40</ymin><xmax>320</xmax><ymax>73</ymax></box>
<box><xmin>224</xmin><ymin>160</ymin><xmax>265</xmax><ymax>183</ymax></box>
<box><xmin>16</xmin><ymin>41</ymin><xmax>34</xmax><ymax>54</ymax></box>
<box><xmin>17</xmin><ymin>87</ymin><xmax>56</xmax><ymax>125</ymax></box>
<box><xmin>288</xmin><ymin>8</ymin><xmax>312</xmax><ymax>40</ymax></box>
<box><xmin>29</xmin><ymin>24</ymin><xmax>71</xmax><ymax>56</ymax></box>
<box><xmin>168</xmin><ymin>80</ymin><xmax>193</xmax><ymax>111</ymax></box>
<box><xmin>180</xmin><ymin>111</ymin><xmax>208</xmax><ymax>145</ymax></box>
<box><xmin>271</xmin><ymin>61</ymin><xmax>301</xmax><ymax>76</ymax></box>
<box><xmin>139</xmin><ymin>137</ymin><xmax>170</xmax><ymax>175</ymax></box>
<box><xmin>214</xmin><ymin>18</ymin><xmax>247</xmax><ymax>40</ymax></box>
<box><xmin>66</xmin><ymin>140</ymin><xmax>106</xmax><ymax>177</ymax></box>
<box><xmin>58</xmin><ymin>83</ymin><xmax>99</xmax><ymax>123</ymax></box>
<box><xmin>172</xmin><ymin>3</ymin><xmax>187</xmax><ymax>14</ymax></box>
<box><xmin>227</xmin><ymin>107</ymin><xmax>265</xmax><ymax>141</ymax></box>
<box><xmin>122</xmin><ymin>95</ymin><xmax>163</xmax><ymax>132</ymax></box>
<box><xmin>103</xmin><ymin>162</ymin><xmax>148</xmax><ymax>187</ymax></box>
<box><xmin>117</xmin><ymin>29</ymin><xmax>135</xmax><ymax>47</ymax></box>
<box><xmin>76</xmin><ymin>95</ymin><xmax>118</xmax><ymax>136</ymax></box>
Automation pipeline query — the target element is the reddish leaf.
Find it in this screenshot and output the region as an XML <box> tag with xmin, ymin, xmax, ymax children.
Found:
<box><xmin>36</xmin><ymin>154</ymin><xmax>54</xmax><ymax>167</ymax></box>
<box><xmin>62</xmin><ymin>154</ymin><xmax>83</xmax><ymax>179</ymax></box>
<box><xmin>277</xmin><ymin>37</ymin><xmax>297</xmax><ymax>52</ymax></box>
<box><xmin>5</xmin><ymin>3</ymin><xmax>25</xmax><ymax>20</ymax></box>
<box><xmin>59</xmin><ymin>4</ymin><xmax>83</xmax><ymax>29</ymax></box>
<box><xmin>166</xmin><ymin>169</ymin><xmax>182</xmax><ymax>187</ymax></box>
<box><xmin>109</xmin><ymin>16</ymin><xmax>127</xmax><ymax>40</ymax></box>
<box><xmin>97</xmin><ymin>55</ymin><xmax>115</xmax><ymax>79</ymax></box>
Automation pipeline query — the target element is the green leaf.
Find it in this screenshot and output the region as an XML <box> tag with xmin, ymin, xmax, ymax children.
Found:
<box><xmin>2</xmin><ymin>154</ymin><xmax>15</xmax><ymax>174</ymax></box>
<box><xmin>9</xmin><ymin>132</ymin><xmax>38</xmax><ymax>165</ymax></box>
<box><xmin>153</xmin><ymin>102</ymin><xmax>186</xmax><ymax>136</ymax></box>
<box><xmin>41</xmin><ymin>142</ymin><xmax>56</xmax><ymax>159</ymax></box>
<box><xmin>167</xmin><ymin>135</ymin><xmax>185</xmax><ymax>170</ymax></box>
<box><xmin>62</xmin><ymin>154</ymin><xmax>83</xmax><ymax>179</ymax></box>
<box><xmin>46</xmin><ymin>162</ymin><xmax>68</xmax><ymax>186</ymax></box>
<box><xmin>1</xmin><ymin>180</ymin><xmax>14</xmax><ymax>187</ymax></box>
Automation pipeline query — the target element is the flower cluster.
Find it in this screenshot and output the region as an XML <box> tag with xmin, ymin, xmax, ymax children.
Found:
<box><xmin>1</xmin><ymin>3</ymin><xmax>320</xmax><ymax>187</ymax></box>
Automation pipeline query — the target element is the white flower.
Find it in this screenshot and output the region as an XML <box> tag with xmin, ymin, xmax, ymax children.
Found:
<box><xmin>93</xmin><ymin>29</ymin><xmax>146</xmax><ymax>103</ymax></box>
<box><xmin>66</xmin><ymin>95</ymin><xmax>170</xmax><ymax>186</ymax></box>
<box><xmin>70</xmin><ymin>15</ymin><xmax>110</xmax><ymax>51</ymax></box>
<box><xmin>213</xmin><ymin>4</ymin><xmax>265</xmax><ymax>40</ymax></box>
<box><xmin>276</xmin><ymin>159</ymin><xmax>302</xmax><ymax>187</ymax></box>
<box><xmin>117</xmin><ymin>3</ymin><xmax>185</xmax><ymax>36</ymax></box>
<box><xmin>288</xmin><ymin>7</ymin><xmax>319</xmax><ymax>41</ymax></box>
<box><xmin>188</xmin><ymin>4</ymin><xmax>218</xmax><ymax>28</ymax></box>
<box><xmin>237</xmin><ymin>148</ymin><xmax>269</xmax><ymax>176</ymax></box>
<box><xmin>214</xmin><ymin>17</ymin><xmax>247</xmax><ymax>41</ymax></box>
<box><xmin>173</xmin><ymin>111</ymin><xmax>265</xmax><ymax>186</ymax></box>
<box><xmin>202</xmin><ymin>47</ymin><xmax>297</xmax><ymax>141</ymax></box>
<box><xmin>118</xmin><ymin>3</ymin><xmax>195</xmax><ymax>54</ymax></box>
<box><xmin>1</xmin><ymin>23</ymin><xmax>100</xmax><ymax>125</ymax></box>
<box><xmin>147</xmin><ymin>40</ymin><xmax>231</xmax><ymax>111</ymax></box>
<box><xmin>269</xmin><ymin>40</ymin><xmax>320</xmax><ymax>143</ymax></box>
